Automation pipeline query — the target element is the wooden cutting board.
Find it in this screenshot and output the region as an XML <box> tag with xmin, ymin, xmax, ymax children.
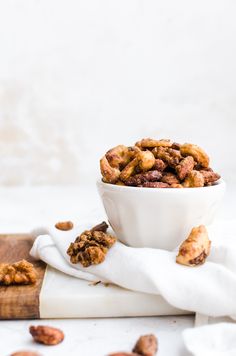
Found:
<box><xmin>0</xmin><ymin>235</ymin><xmax>190</xmax><ymax>319</ymax></box>
<box><xmin>0</xmin><ymin>234</ymin><xmax>46</xmax><ymax>319</ymax></box>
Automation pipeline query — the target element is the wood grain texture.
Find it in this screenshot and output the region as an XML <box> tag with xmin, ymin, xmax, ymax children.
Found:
<box><xmin>0</xmin><ymin>234</ymin><xmax>46</xmax><ymax>319</ymax></box>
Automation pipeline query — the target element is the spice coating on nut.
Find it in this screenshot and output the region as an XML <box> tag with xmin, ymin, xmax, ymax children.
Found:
<box><xmin>133</xmin><ymin>334</ymin><xmax>158</xmax><ymax>356</ymax></box>
<box><xmin>29</xmin><ymin>325</ymin><xmax>64</xmax><ymax>346</ymax></box>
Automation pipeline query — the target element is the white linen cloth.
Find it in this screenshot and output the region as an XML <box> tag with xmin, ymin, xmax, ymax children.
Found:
<box><xmin>183</xmin><ymin>322</ymin><xmax>236</xmax><ymax>356</ymax></box>
<box><xmin>30</xmin><ymin>219</ymin><xmax>236</xmax><ymax>319</ymax></box>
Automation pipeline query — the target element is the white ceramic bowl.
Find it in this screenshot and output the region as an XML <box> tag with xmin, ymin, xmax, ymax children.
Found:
<box><xmin>97</xmin><ymin>179</ymin><xmax>226</xmax><ymax>250</ymax></box>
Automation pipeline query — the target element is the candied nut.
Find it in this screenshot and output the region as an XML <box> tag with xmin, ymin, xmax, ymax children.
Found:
<box><xmin>67</xmin><ymin>223</ymin><xmax>116</xmax><ymax>267</ymax></box>
<box><xmin>29</xmin><ymin>325</ymin><xmax>64</xmax><ymax>346</ymax></box>
<box><xmin>141</xmin><ymin>181</ymin><xmax>169</xmax><ymax>188</ymax></box>
<box><xmin>200</xmin><ymin>170</ymin><xmax>221</xmax><ymax>185</ymax></box>
<box><xmin>0</xmin><ymin>260</ymin><xmax>37</xmax><ymax>285</ymax></box>
<box><xmin>161</xmin><ymin>172</ymin><xmax>180</xmax><ymax>185</ymax></box>
<box><xmin>152</xmin><ymin>159</ymin><xmax>167</xmax><ymax>171</ymax></box>
<box><xmin>180</xmin><ymin>143</ymin><xmax>209</xmax><ymax>168</ymax></box>
<box><xmin>137</xmin><ymin>150</ymin><xmax>155</xmax><ymax>171</ymax></box>
<box><xmin>183</xmin><ymin>170</ymin><xmax>204</xmax><ymax>187</ymax></box>
<box><xmin>153</xmin><ymin>147</ymin><xmax>182</xmax><ymax>168</ymax></box>
<box><xmin>120</xmin><ymin>158</ymin><xmax>139</xmax><ymax>181</ymax></box>
<box><xmin>55</xmin><ymin>220</ymin><xmax>73</xmax><ymax>231</ymax></box>
<box><xmin>105</xmin><ymin>145</ymin><xmax>132</xmax><ymax>169</ymax></box>
<box><xmin>176</xmin><ymin>156</ymin><xmax>195</xmax><ymax>180</ymax></box>
<box><xmin>171</xmin><ymin>142</ymin><xmax>181</xmax><ymax>150</ymax></box>
<box><xmin>90</xmin><ymin>221</ymin><xmax>109</xmax><ymax>233</ymax></box>
<box><xmin>176</xmin><ymin>225</ymin><xmax>211</xmax><ymax>266</ymax></box>
<box><xmin>136</xmin><ymin>138</ymin><xmax>173</xmax><ymax>148</ymax></box>
<box><xmin>11</xmin><ymin>352</ymin><xmax>41</xmax><ymax>356</ymax></box>
<box><xmin>125</xmin><ymin>170</ymin><xmax>162</xmax><ymax>186</ymax></box>
<box><xmin>170</xmin><ymin>183</ymin><xmax>183</xmax><ymax>188</ymax></box>
<box><xmin>100</xmin><ymin>156</ymin><xmax>121</xmax><ymax>184</ymax></box>
<box><xmin>133</xmin><ymin>334</ymin><xmax>158</xmax><ymax>356</ymax></box>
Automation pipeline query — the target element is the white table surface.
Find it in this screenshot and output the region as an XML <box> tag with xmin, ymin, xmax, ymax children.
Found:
<box><xmin>0</xmin><ymin>185</ymin><xmax>234</xmax><ymax>356</ymax></box>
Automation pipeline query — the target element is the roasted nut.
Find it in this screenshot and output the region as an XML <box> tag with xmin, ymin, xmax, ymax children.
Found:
<box><xmin>171</xmin><ymin>142</ymin><xmax>181</xmax><ymax>150</ymax></box>
<box><xmin>100</xmin><ymin>156</ymin><xmax>121</xmax><ymax>183</ymax></box>
<box><xmin>125</xmin><ymin>170</ymin><xmax>162</xmax><ymax>186</ymax></box>
<box><xmin>133</xmin><ymin>334</ymin><xmax>158</xmax><ymax>356</ymax></box>
<box><xmin>120</xmin><ymin>158</ymin><xmax>139</xmax><ymax>181</ymax></box>
<box><xmin>67</xmin><ymin>223</ymin><xmax>116</xmax><ymax>267</ymax></box>
<box><xmin>176</xmin><ymin>225</ymin><xmax>211</xmax><ymax>266</ymax></box>
<box><xmin>200</xmin><ymin>169</ymin><xmax>221</xmax><ymax>184</ymax></box>
<box><xmin>136</xmin><ymin>138</ymin><xmax>173</xmax><ymax>148</ymax></box>
<box><xmin>176</xmin><ymin>156</ymin><xmax>195</xmax><ymax>180</ymax></box>
<box><xmin>11</xmin><ymin>352</ymin><xmax>41</xmax><ymax>356</ymax></box>
<box><xmin>152</xmin><ymin>147</ymin><xmax>182</xmax><ymax>168</ymax></box>
<box><xmin>29</xmin><ymin>325</ymin><xmax>64</xmax><ymax>346</ymax></box>
<box><xmin>152</xmin><ymin>159</ymin><xmax>167</xmax><ymax>171</ymax></box>
<box><xmin>55</xmin><ymin>220</ymin><xmax>74</xmax><ymax>231</ymax></box>
<box><xmin>161</xmin><ymin>172</ymin><xmax>179</xmax><ymax>185</ymax></box>
<box><xmin>90</xmin><ymin>221</ymin><xmax>109</xmax><ymax>233</ymax></box>
<box><xmin>0</xmin><ymin>260</ymin><xmax>37</xmax><ymax>285</ymax></box>
<box><xmin>170</xmin><ymin>183</ymin><xmax>183</xmax><ymax>188</ymax></box>
<box><xmin>183</xmin><ymin>170</ymin><xmax>204</xmax><ymax>187</ymax></box>
<box><xmin>141</xmin><ymin>182</ymin><xmax>169</xmax><ymax>188</ymax></box>
<box><xmin>137</xmin><ymin>150</ymin><xmax>155</xmax><ymax>171</ymax></box>
<box><xmin>180</xmin><ymin>143</ymin><xmax>209</xmax><ymax>168</ymax></box>
<box><xmin>105</xmin><ymin>145</ymin><xmax>133</xmax><ymax>169</ymax></box>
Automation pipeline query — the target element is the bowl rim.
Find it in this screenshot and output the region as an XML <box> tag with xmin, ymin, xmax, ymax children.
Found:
<box><xmin>97</xmin><ymin>178</ymin><xmax>226</xmax><ymax>193</ymax></box>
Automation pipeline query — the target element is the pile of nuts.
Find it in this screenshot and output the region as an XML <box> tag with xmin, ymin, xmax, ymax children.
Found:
<box><xmin>100</xmin><ymin>138</ymin><xmax>220</xmax><ymax>188</ymax></box>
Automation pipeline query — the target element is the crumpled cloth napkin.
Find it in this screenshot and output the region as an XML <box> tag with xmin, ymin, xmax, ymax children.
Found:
<box><xmin>30</xmin><ymin>219</ymin><xmax>236</xmax><ymax>319</ymax></box>
<box><xmin>183</xmin><ymin>322</ymin><xmax>236</xmax><ymax>356</ymax></box>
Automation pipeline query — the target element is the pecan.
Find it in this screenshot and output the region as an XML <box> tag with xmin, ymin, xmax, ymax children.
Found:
<box><xmin>141</xmin><ymin>182</ymin><xmax>169</xmax><ymax>188</ymax></box>
<box><xmin>183</xmin><ymin>170</ymin><xmax>204</xmax><ymax>188</ymax></box>
<box><xmin>29</xmin><ymin>325</ymin><xmax>64</xmax><ymax>346</ymax></box>
<box><xmin>0</xmin><ymin>260</ymin><xmax>37</xmax><ymax>285</ymax></box>
<box><xmin>200</xmin><ymin>170</ymin><xmax>220</xmax><ymax>185</ymax></box>
<box><xmin>133</xmin><ymin>334</ymin><xmax>158</xmax><ymax>356</ymax></box>
<box><xmin>152</xmin><ymin>147</ymin><xmax>182</xmax><ymax>168</ymax></box>
<box><xmin>152</xmin><ymin>159</ymin><xmax>167</xmax><ymax>172</ymax></box>
<box><xmin>125</xmin><ymin>170</ymin><xmax>162</xmax><ymax>186</ymax></box>
<box><xmin>176</xmin><ymin>225</ymin><xmax>211</xmax><ymax>266</ymax></box>
<box><xmin>176</xmin><ymin>156</ymin><xmax>195</xmax><ymax>180</ymax></box>
<box><xmin>161</xmin><ymin>172</ymin><xmax>179</xmax><ymax>185</ymax></box>
<box><xmin>55</xmin><ymin>220</ymin><xmax>73</xmax><ymax>231</ymax></box>
<box><xmin>180</xmin><ymin>143</ymin><xmax>209</xmax><ymax>168</ymax></box>
<box><xmin>67</xmin><ymin>223</ymin><xmax>116</xmax><ymax>267</ymax></box>
<box><xmin>90</xmin><ymin>221</ymin><xmax>109</xmax><ymax>233</ymax></box>
<box><xmin>11</xmin><ymin>352</ymin><xmax>41</xmax><ymax>356</ymax></box>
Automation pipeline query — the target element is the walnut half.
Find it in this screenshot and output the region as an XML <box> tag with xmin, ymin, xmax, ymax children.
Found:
<box><xmin>0</xmin><ymin>260</ymin><xmax>37</xmax><ymax>285</ymax></box>
<box><xmin>176</xmin><ymin>225</ymin><xmax>211</xmax><ymax>266</ymax></box>
<box><xmin>67</xmin><ymin>222</ymin><xmax>116</xmax><ymax>267</ymax></box>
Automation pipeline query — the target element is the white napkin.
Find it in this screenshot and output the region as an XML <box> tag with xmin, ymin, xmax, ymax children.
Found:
<box><xmin>183</xmin><ymin>322</ymin><xmax>236</xmax><ymax>356</ymax></box>
<box><xmin>30</xmin><ymin>220</ymin><xmax>236</xmax><ymax>318</ymax></box>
